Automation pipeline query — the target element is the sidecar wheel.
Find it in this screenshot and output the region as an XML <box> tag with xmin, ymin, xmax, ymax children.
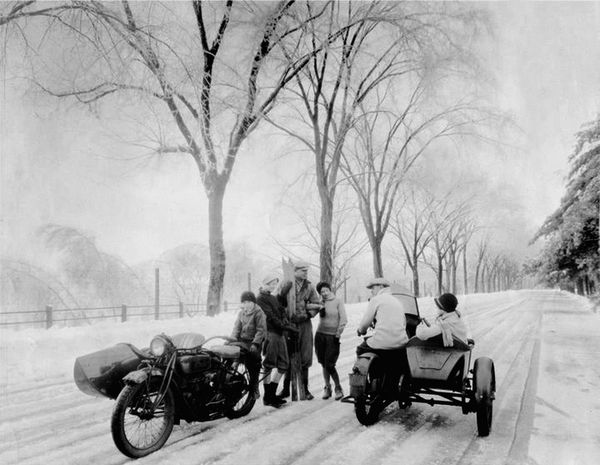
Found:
<box><xmin>473</xmin><ymin>357</ymin><xmax>495</xmax><ymax>437</ymax></box>
<box><xmin>225</xmin><ymin>361</ymin><xmax>256</xmax><ymax>419</ymax></box>
<box><xmin>111</xmin><ymin>380</ymin><xmax>175</xmax><ymax>458</ymax></box>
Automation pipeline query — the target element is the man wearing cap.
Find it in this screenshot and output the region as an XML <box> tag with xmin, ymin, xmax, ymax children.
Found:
<box><xmin>356</xmin><ymin>277</ymin><xmax>409</xmax><ymax>355</ymax></box>
<box><xmin>278</xmin><ymin>260</ymin><xmax>322</xmax><ymax>400</ymax></box>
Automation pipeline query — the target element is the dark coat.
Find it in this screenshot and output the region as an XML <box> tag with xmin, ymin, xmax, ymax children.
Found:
<box><xmin>256</xmin><ymin>289</ymin><xmax>290</xmax><ymax>335</ymax></box>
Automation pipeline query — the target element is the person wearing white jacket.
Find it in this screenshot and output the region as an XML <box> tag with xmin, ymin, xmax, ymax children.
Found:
<box><xmin>416</xmin><ymin>293</ymin><xmax>470</xmax><ymax>346</ymax></box>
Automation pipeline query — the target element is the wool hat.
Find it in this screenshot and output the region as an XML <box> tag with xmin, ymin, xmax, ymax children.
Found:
<box><xmin>316</xmin><ymin>281</ymin><xmax>331</xmax><ymax>293</ymax></box>
<box><xmin>240</xmin><ymin>291</ymin><xmax>257</xmax><ymax>303</ymax></box>
<box><xmin>294</xmin><ymin>260</ymin><xmax>310</xmax><ymax>270</ymax></box>
<box><xmin>434</xmin><ymin>293</ymin><xmax>458</xmax><ymax>312</ymax></box>
<box><xmin>366</xmin><ymin>277</ymin><xmax>390</xmax><ymax>289</ymax></box>
<box><xmin>261</xmin><ymin>274</ymin><xmax>279</xmax><ymax>286</ymax></box>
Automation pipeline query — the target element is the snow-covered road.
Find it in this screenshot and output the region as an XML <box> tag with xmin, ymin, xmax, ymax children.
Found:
<box><xmin>1</xmin><ymin>290</ymin><xmax>599</xmax><ymax>465</ymax></box>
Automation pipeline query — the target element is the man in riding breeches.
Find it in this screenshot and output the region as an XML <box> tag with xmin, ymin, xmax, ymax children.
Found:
<box><xmin>278</xmin><ymin>261</ymin><xmax>322</xmax><ymax>400</ymax></box>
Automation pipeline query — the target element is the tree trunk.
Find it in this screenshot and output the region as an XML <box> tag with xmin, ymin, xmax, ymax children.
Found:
<box><xmin>206</xmin><ymin>179</ymin><xmax>227</xmax><ymax>316</ymax></box>
<box><xmin>411</xmin><ymin>256</ymin><xmax>420</xmax><ymax>297</ymax></box>
<box><xmin>372</xmin><ymin>238</ymin><xmax>384</xmax><ymax>278</ymax></box>
<box><xmin>437</xmin><ymin>253</ymin><xmax>444</xmax><ymax>294</ymax></box>
<box><xmin>320</xmin><ymin>195</ymin><xmax>334</xmax><ymax>283</ymax></box>
<box><xmin>462</xmin><ymin>245</ymin><xmax>468</xmax><ymax>294</ymax></box>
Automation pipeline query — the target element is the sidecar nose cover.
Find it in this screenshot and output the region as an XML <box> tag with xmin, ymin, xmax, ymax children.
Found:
<box><xmin>74</xmin><ymin>343</ymin><xmax>146</xmax><ymax>399</ymax></box>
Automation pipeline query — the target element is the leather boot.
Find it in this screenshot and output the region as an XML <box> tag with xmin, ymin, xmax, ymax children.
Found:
<box><xmin>264</xmin><ymin>383</ymin><xmax>286</xmax><ymax>408</ymax></box>
<box><xmin>302</xmin><ymin>368</ymin><xmax>314</xmax><ymax>400</ymax></box>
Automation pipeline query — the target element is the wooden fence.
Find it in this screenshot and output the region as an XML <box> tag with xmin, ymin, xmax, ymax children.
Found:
<box><xmin>0</xmin><ymin>301</ymin><xmax>235</xmax><ymax>330</ymax></box>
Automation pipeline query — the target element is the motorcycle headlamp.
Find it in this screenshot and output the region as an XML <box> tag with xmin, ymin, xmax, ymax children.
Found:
<box><xmin>150</xmin><ymin>335</ymin><xmax>171</xmax><ymax>357</ymax></box>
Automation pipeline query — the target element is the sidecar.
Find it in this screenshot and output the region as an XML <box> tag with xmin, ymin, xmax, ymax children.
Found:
<box><xmin>73</xmin><ymin>333</ymin><xmax>207</xmax><ymax>399</ymax></box>
<box><xmin>74</xmin><ymin>343</ymin><xmax>150</xmax><ymax>399</ymax></box>
<box><xmin>402</xmin><ymin>336</ymin><xmax>496</xmax><ymax>436</ymax></box>
<box><xmin>345</xmin><ymin>289</ymin><xmax>496</xmax><ymax>437</ymax></box>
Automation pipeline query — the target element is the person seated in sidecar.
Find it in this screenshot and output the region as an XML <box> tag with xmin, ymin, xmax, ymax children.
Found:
<box><xmin>415</xmin><ymin>293</ymin><xmax>471</xmax><ymax>347</ymax></box>
<box><xmin>230</xmin><ymin>291</ymin><xmax>267</xmax><ymax>400</ymax></box>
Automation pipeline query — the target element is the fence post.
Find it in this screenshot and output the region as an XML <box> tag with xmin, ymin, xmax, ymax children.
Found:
<box><xmin>121</xmin><ymin>304</ymin><xmax>127</xmax><ymax>322</ymax></box>
<box><xmin>45</xmin><ymin>305</ymin><xmax>53</xmax><ymax>329</ymax></box>
<box><xmin>154</xmin><ymin>268</ymin><xmax>160</xmax><ymax>320</ymax></box>
<box><xmin>224</xmin><ymin>301</ymin><xmax>228</xmax><ymax>313</ymax></box>
<box><xmin>179</xmin><ymin>301</ymin><xmax>184</xmax><ymax>319</ymax></box>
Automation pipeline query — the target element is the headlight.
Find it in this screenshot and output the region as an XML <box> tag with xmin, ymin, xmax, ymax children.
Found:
<box><xmin>150</xmin><ymin>336</ymin><xmax>169</xmax><ymax>357</ymax></box>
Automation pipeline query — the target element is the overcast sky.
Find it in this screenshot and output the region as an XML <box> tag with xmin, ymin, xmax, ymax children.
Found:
<box><xmin>1</xmin><ymin>1</ymin><xmax>599</xmax><ymax>266</ymax></box>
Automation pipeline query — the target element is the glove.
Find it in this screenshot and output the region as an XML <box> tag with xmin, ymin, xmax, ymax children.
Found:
<box><xmin>291</xmin><ymin>313</ymin><xmax>308</xmax><ymax>323</ymax></box>
<box><xmin>280</xmin><ymin>280</ymin><xmax>293</xmax><ymax>296</ymax></box>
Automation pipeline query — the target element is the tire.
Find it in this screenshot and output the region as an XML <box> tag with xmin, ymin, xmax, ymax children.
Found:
<box><xmin>355</xmin><ymin>393</ymin><xmax>384</xmax><ymax>425</ymax></box>
<box><xmin>224</xmin><ymin>361</ymin><xmax>256</xmax><ymax>419</ymax></box>
<box><xmin>473</xmin><ymin>357</ymin><xmax>495</xmax><ymax>437</ymax></box>
<box><xmin>111</xmin><ymin>380</ymin><xmax>175</xmax><ymax>458</ymax></box>
<box><xmin>354</xmin><ymin>361</ymin><xmax>384</xmax><ymax>426</ymax></box>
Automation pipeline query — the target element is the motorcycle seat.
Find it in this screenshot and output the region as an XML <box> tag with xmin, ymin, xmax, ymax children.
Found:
<box><xmin>172</xmin><ymin>332</ymin><xmax>206</xmax><ymax>349</ymax></box>
<box><xmin>209</xmin><ymin>344</ymin><xmax>240</xmax><ymax>359</ymax></box>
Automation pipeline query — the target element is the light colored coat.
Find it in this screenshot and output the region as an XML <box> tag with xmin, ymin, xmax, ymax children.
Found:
<box><xmin>358</xmin><ymin>288</ymin><xmax>408</xmax><ymax>349</ymax></box>
<box><xmin>415</xmin><ymin>311</ymin><xmax>469</xmax><ymax>346</ymax></box>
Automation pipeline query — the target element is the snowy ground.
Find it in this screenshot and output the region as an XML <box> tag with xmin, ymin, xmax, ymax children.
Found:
<box><xmin>1</xmin><ymin>290</ymin><xmax>599</xmax><ymax>465</ymax></box>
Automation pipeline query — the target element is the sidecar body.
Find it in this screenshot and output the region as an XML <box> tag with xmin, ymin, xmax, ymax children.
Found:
<box><xmin>74</xmin><ymin>343</ymin><xmax>148</xmax><ymax>399</ymax></box>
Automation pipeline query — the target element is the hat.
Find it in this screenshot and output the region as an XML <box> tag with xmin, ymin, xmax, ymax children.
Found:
<box><xmin>294</xmin><ymin>260</ymin><xmax>310</xmax><ymax>270</ymax></box>
<box><xmin>434</xmin><ymin>293</ymin><xmax>458</xmax><ymax>312</ymax></box>
<box><xmin>240</xmin><ymin>291</ymin><xmax>257</xmax><ymax>303</ymax></box>
<box><xmin>366</xmin><ymin>277</ymin><xmax>390</xmax><ymax>289</ymax></box>
<box><xmin>261</xmin><ymin>274</ymin><xmax>279</xmax><ymax>286</ymax></box>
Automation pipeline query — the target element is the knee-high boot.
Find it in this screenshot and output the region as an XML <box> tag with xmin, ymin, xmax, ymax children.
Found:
<box><xmin>302</xmin><ymin>368</ymin><xmax>314</xmax><ymax>400</ymax></box>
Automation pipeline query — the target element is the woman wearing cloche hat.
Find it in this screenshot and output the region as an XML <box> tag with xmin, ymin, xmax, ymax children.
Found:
<box><xmin>415</xmin><ymin>293</ymin><xmax>471</xmax><ymax>347</ymax></box>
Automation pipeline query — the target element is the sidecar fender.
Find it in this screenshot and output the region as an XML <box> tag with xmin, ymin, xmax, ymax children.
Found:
<box><xmin>349</xmin><ymin>353</ymin><xmax>378</xmax><ymax>398</ymax></box>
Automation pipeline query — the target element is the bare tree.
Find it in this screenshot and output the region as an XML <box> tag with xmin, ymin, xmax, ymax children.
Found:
<box><xmin>390</xmin><ymin>187</ymin><xmax>438</xmax><ymax>296</ymax></box>
<box><xmin>1</xmin><ymin>0</ymin><xmax>334</xmax><ymax>314</ymax></box>
<box><xmin>273</xmin><ymin>186</ymin><xmax>368</xmax><ymax>291</ymax></box>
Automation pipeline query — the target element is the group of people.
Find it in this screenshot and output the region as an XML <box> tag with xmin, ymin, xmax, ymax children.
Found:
<box><xmin>230</xmin><ymin>260</ymin><xmax>470</xmax><ymax>408</ymax></box>
<box><xmin>230</xmin><ymin>261</ymin><xmax>347</xmax><ymax>408</ymax></box>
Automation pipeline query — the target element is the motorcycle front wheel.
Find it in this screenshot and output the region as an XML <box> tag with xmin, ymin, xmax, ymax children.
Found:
<box><xmin>111</xmin><ymin>380</ymin><xmax>175</xmax><ymax>458</ymax></box>
<box><xmin>224</xmin><ymin>361</ymin><xmax>256</xmax><ymax>419</ymax></box>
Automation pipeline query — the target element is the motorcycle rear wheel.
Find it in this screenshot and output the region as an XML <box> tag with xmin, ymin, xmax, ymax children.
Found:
<box><xmin>111</xmin><ymin>380</ymin><xmax>175</xmax><ymax>458</ymax></box>
<box><xmin>355</xmin><ymin>393</ymin><xmax>384</xmax><ymax>426</ymax></box>
<box><xmin>224</xmin><ymin>361</ymin><xmax>256</xmax><ymax>419</ymax></box>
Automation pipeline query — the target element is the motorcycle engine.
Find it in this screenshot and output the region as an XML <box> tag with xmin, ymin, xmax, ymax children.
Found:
<box><xmin>183</xmin><ymin>369</ymin><xmax>223</xmax><ymax>416</ymax></box>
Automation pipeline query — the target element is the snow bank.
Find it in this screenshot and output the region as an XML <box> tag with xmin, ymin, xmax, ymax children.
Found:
<box><xmin>0</xmin><ymin>291</ymin><xmax>521</xmax><ymax>389</ymax></box>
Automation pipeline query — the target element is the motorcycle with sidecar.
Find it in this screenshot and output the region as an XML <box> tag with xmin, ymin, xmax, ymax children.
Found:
<box><xmin>342</xmin><ymin>287</ymin><xmax>496</xmax><ymax>437</ymax></box>
<box><xmin>74</xmin><ymin>332</ymin><xmax>255</xmax><ymax>458</ymax></box>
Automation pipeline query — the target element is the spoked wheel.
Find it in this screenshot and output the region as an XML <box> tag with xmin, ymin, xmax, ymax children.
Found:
<box><xmin>473</xmin><ymin>357</ymin><xmax>495</xmax><ymax>437</ymax></box>
<box><xmin>225</xmin><ymin>360</ymin><xmax>256</xmax><ymax>419</ymax></box>
<box><xmin>111</xmin><ymin>380</ymin><xmax>175</xmax><ymax>458</ymax></box>
<box><xmin>354</xmin><ymin>363</ymin><xmax>386</xmax><ymax>426</ymax></box>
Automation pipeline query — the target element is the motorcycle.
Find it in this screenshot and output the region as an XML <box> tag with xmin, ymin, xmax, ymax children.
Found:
<box><xmin>343</xmin><ymin>288</ymin><xmax>495</xmax><ymax>436</ymax></box>
<box><xmin>74</xmin><ymin>332</ymin><xmax>256</xmax><ymax>458</ymax></box>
